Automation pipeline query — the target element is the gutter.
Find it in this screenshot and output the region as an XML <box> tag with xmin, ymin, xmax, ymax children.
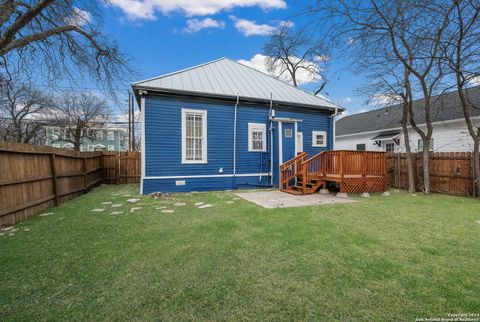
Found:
<box><xmin>131</xmin><ymin>85</ymin><xmax>343</xmax><ymax>113</ymax></box>
<box><xmin>331</xmin><ymin>102</ymin><xmax>340</xmax><ymax>149</ymax></box>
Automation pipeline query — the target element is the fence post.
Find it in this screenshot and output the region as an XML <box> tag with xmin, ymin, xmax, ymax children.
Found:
<box><xmin>82</xmin><ymin>156</ymin><xmax>87</xmax><ymax>192</ymax></box>
<box><xmin>115</xmin><ymin>153</ymin><xmax>120</xmax><ymax>185</ymax></box>
<box><xmin>50</xmin><ymin>153</ymin><xmax>59</xmax><ymax>206</ymax></box>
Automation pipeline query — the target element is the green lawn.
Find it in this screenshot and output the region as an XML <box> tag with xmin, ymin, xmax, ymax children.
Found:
<box><xmin>1</xmin><ymin>185</ymin><xmax>479</xmax><ymax>321</ymax></box>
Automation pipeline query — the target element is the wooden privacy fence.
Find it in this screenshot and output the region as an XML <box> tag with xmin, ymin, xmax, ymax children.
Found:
<box><xmin>387</xmin><ymin>152</ymin><xmax>477</xmax><ymax>197</ymax></box>
<box><xmin>0</xmin><ymin>142</ymin><xmax>141</xmax><ymax>226</ymax></box>
<box><xmin>102</xmin><ymin>151</ymin><xmax>141</xmax><ymax>184</ymax></box>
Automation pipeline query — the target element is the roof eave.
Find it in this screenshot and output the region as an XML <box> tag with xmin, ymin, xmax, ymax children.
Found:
<box><xmin>131</xmin><ymin>85</ymin><xmax>343</xmax><ymax>113</ymax></box>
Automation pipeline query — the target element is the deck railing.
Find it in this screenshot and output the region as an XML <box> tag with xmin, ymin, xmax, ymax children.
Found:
<box><xmin>280</xmin><ymin>150</ymin><xmax>387</xmax><ymax>193</ymax></box>
<box><xmin>279</xmin><ymin>152</ymin><xmax>307</xmax><ymax>191</ymax></box>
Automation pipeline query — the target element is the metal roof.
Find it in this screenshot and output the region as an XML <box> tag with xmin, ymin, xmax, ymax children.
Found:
<box><xmin>336</xmin><ymin>86</ymin><xmax>480</xmax><ymax>136</ymax></box>
<box><xmin>132</xmin><ymin>57</ymin><xmax>338</xmax><ymax>111</ymax></box>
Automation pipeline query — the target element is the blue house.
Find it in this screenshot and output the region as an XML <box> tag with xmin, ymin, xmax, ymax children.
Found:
<box><xmin>133</xmin><ymin>58</ymin><xmax>341</xmax><ymax>194</ymax></box>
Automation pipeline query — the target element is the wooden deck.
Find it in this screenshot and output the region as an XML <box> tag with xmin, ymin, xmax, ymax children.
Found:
<box><xmin>280</xmin><ymin>150</ymin><xmax>388</xmax><ymax>195</ymax></box>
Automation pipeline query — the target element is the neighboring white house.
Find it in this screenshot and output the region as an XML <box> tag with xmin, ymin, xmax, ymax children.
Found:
<box><xmin>335</xmin><ymin>87</ymin><xmax>480</xmax><ymax>153</ymax></box>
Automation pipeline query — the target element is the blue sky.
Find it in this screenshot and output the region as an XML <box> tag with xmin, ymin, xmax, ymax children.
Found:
<box><xmin>102</xmin><ymin>0</ymin><xmax>369</xmax><ymax>116</ymax></box>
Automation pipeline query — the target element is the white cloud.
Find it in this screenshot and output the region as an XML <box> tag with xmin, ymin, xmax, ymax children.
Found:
<box><xmin>238</xmin><ymin>53</ymin><xmax>322</xmax><ymax>86</ymax></box>
<box><xmin>65</xmin><ymin>8</ymin><xmax>92</xmax><ymax>27</ymax></box>
<box><xmin>182</xmin><ymin>18</ymin><xmax>225</xmax><ymax>33</ymax></box>
<box><xmin>229</xmin><ymin>15</ymin><xmax>292</xmax><ymax>36</ymax></box>
<box><xmin>342</xmin><ymin>97</ymin><xmax>352</xmax><ymax>104</ymax></box>
<box><xmin>109</xmin><ymin>0</ymin><xmax>287</xmax><ymax>20</ymax></box>
<box><xmin>467</xmin><ymin>75</ymin><xmax>480</xmax><ymax>87</ymax></box>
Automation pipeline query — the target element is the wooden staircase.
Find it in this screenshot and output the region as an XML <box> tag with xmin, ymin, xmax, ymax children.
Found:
<box><xmin>279</xmin><ymin>151</ymin><xmax>326</xmax><ymax>195</ymax></box>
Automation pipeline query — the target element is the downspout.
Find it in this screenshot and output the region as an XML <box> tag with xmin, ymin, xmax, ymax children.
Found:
<box><xmin>268</xmin><ymin>93</ymin><xmax>274</xmax><ymax>186</ymax></box>
<box><xmin>233</xmin><ymin>95</ymin><xmax>239</xmax><ymax>182</ymax></box>
<box><xmin>331</xmin><ymin>101</ymin><xmax>339</xmax><ymax>149</ymax></box>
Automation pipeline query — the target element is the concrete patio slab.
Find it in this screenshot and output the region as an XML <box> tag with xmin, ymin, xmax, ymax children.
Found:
<box><xmin>235</xmin><ymin>190</ymin><xmax>356</xmax><ymax>209</ymax></box>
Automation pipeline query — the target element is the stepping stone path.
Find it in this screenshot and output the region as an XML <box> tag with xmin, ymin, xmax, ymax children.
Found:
<box><xmin>476</xmin><ymin>220</ymin><xmax>480</xmax><ymax>224</ymax></box>
<box><xmin>174</xmin><ymin>202</ymin><xmax>186</xmax><ymax>207</ymax></box>
<box><xmin>127</xmin><ymin>198</ymin><xmax>141</xmax><ymax>203</ymax></box>
<box><xmin>101</xmin><ymin>202</ymin><xmax>112</xmax><ymax>205</ymax></box>
<box><xmin>39</xmin><ymin>212</ymin><xmax>53</xmax><ymax>217</ymax></box>
<box><xmin>1</xmin><ymin>226</ymin><xmax>13</xmax><ymax>231</ymax></box>
<box><xmin>233</xmin><ymin>197</ymin><xmax>241</xmax><ymax>200</ymax></box>
<box><xmin>161</xmin><ymin>209</ymin><xmax>174</xmax><ymax>214</ymax></box>
<box><xmin>195</xmin><ymin>202</ymin><xmax>204</xmax><ymax>206</ymax></box>
<box><xmin>122</xmin><ymin>194</ymin><xmax>132</xmax><ymax>197</ymax></box>
<box><xmin>24</xmin><ymin>228</ymin><xmax>30</xmax><ymax>232</ymax></box>
<box><xmin>130</xmin><ymin>207</ymin><xmax>142</xmax><ymax>213</ymax></box>
<box><xmin>111</xmin><ymin>193</ymin><xmax>120</xmax><ymax>196</ymax></box>
<box><xmin>9</xmin><ymin>233</ymin><xmax>15</xmax><ymax>236</ymax></box>
<box><xmin>91</xmin><ymin>208</ymin><xmax>105</xmax><ymax>212</ymax></box>
<box><xmin>155</xmin><ymin>206</ymin><xmax>166</xmax><ymax>210</ymax></box>
<box><xmin>111</xmin><ymin>204</ymin><xmax>123</xmax><ymax>208</ymax></box>
<box><xmin>198</xmin><ymin>204</ymin><xmax>213</xmax><ymax>209</ymax></box>
<box><xmin>111</xmin><ymin>211</ymin><xmax>124</xmax><ymax>215</ymax></box>
<box><xmin>226</xmin><ymin>201</ymin><xmax>234</xmax><ymax>204</ymax></box>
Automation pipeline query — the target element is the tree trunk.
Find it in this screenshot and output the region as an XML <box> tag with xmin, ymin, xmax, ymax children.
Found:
<box><xmin>402</xmin><ymin>128</ymin><xmax>415</xmax><ymax>193</ymax></box>
<box><xmin>401</xmin><ymin>83</ymin><xmax>415</xmax><ymax>193</ymax></box>
<box><xmin>474</xmin><ymin>138</ymin><xmax>480</xmax><ymax>198</ymax></box>
<box><xmin>422</xmin><ymin>139</ymin><xmax>431</xmax><ymax>194</ymax></box>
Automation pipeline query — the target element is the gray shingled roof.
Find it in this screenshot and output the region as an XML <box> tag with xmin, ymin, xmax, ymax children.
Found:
<box><xmin>132</xmin><ymin>57</ymin><xmax>337</xmax><ymax>111</ymax></box>
<box><xmin>336</xmin><ymin>86</ymin><xmax>480</xmax><ymax>136</ymax></box>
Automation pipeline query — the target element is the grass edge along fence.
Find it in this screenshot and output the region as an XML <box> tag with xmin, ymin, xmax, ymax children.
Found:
<box><xmin>387</xmin><ymin>152</ymin><xmax>478</xmax><ymax>197</ymax></box>
<box><xmin>0</xmin><ymin>142</ymin><xmax>140</xmax><ymax>226</ymax></box>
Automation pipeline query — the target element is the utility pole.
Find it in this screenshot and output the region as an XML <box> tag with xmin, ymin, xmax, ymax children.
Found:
<box><xmin>127</xmin><ymin>91</ymin><xmax>132</xmax><ymax>151</ymax></box>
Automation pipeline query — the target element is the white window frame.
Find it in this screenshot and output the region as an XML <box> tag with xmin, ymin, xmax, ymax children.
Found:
<box><xmin>52</xmin><ymin>128</ymin><xmax>60</xmax><ymax>140</ymax></box>
<box><xmin>107</xmin><ymin>131</ymin><xmax>114</xmax><ymax>141</ymax></box>
<box><xmin>385</xmin><ymin>142</ymin><xmax>395</xmax><ymax>153</ymax></box>
<box><xmin>312</xmin><ymin>130</ymin><xmax>327</xmax><ymax>147</ymax></box>
<box><xmin>418</xmin><ymin>138</ymin><xmax>434</xmax><ymax>151</ymax></box>
<box><xmin>97</xmin><ymin>130</ymin><xmax>104</xmax><ymax>140</ymax></box>
<box><xmin>181</xmin><ymin>108</ymin><xmax>208</xmax><ymax>164</ymax></box>
<box><xmin>296</xmin><ymin>132</ymin><xmax>303</xmax><ymax>153</ymax></box>
<box><xmin>108</xmin><ymin>145</ymin><xmax>115</xmax><ymax>151</ymax></box>
<box><xmin>88</xmin><ymin>145</ymin><xmax>95</xmax><ymax>151</ymax></box>
<box><xmin>248</xmin><ymin>123</ymin><xmax>267</xmax><ymax>152</ymax></box>
<box><xmin>52</xmin><ymin>143</ymin><xmax>60</xmax><ymax>148</ymax></box>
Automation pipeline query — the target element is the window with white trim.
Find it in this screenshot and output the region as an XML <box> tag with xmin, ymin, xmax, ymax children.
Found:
<box><xmin>52</xmin><ymin>143</ymin><xmax>60</xmax><ymax>148</ymax></box>
<box><xmin>248</xmin><ymin>123</ymin><xmax>266</xmax><ymax>152</ymax></box>
<box><xmin>418</xmin><ymin>138</ymin><xmax>434</xmax><ymax>151</ymax></box>
<box><xmin>97</xmin><ymin>130</ymin><xmax>103</xmax><ymax>140</ymax></box>
<box><xmin>52</xmin><ymin>128</ymin><xmax>60</xmax><ymax>140</ymax></box>
<box><xmin>107</xmin><ymin>131</ymin><xmax>114</xmax><ymax>141</ymax></box>
<box><xmin>296</xmin><ymin>132</ymin><xmax>304</xmax><ymax>153</ymax></box>
<box><xmin>88</xmin><ymin>145</ymin><xmax>95</xmax><ymax>151</ymax></box>
<box><xmin>182</xmin><ymin>109</ymin><xmax>207</xmax><ymax>163</ymax></box>
<box><xmin>385</xmin><ymin>142</ymin><xmax>395</xmax><ymax>153</ymax></box>
<box><xmin>108</xmin><ymin>145</ymin><xmax>115</xmax><ymax>151</ymax></box>
<box><xmin>312</xmin><ymin>131</ymin><xmax>327</xmax><ymax>147</ymax></box>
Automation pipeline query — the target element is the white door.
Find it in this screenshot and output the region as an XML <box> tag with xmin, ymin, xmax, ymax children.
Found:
<box><xmin>296</xmin><ymin>132</ymin><xmax>303</xmax><ymax>154</ymax></box>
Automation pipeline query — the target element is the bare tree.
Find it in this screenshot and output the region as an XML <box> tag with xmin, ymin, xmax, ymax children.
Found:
<box><xmin>360</xmin><ymin>61</ymin><xmax>417</xmax><ymax>194</ymax></box>
<box><xmin>0</xmin><ymin>0</ymin><xmax>132</xmax><ymax>95</ymax></box>
<box><xmin>49</xmin><ymin>92</ymin><xmax>110</xmax><ymax>151</ymax></box>
<box><xmin>0</xmin><ymin>76</ymin><xmax>51</xmax><ymax>144</ymax></box>
<box><xmin>307</xmin><ymin>0</ymin><xmax>454</xmax><ymax>194</ymax></box>
<box><xmin>263</xmin><ymin>23</ymin><xmax>327</xmax><ymax>87</ymax></box>
<box><xmin>440</xmin><ymin>0</ymin><xmax>480</xmax><ymax>197</ymax></box>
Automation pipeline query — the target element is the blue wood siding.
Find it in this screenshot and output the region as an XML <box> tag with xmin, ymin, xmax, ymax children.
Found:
<box><xmin>143</xmin><ymin>95</ymin><xmax>333</xmax><ymax>193</ymax></box>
